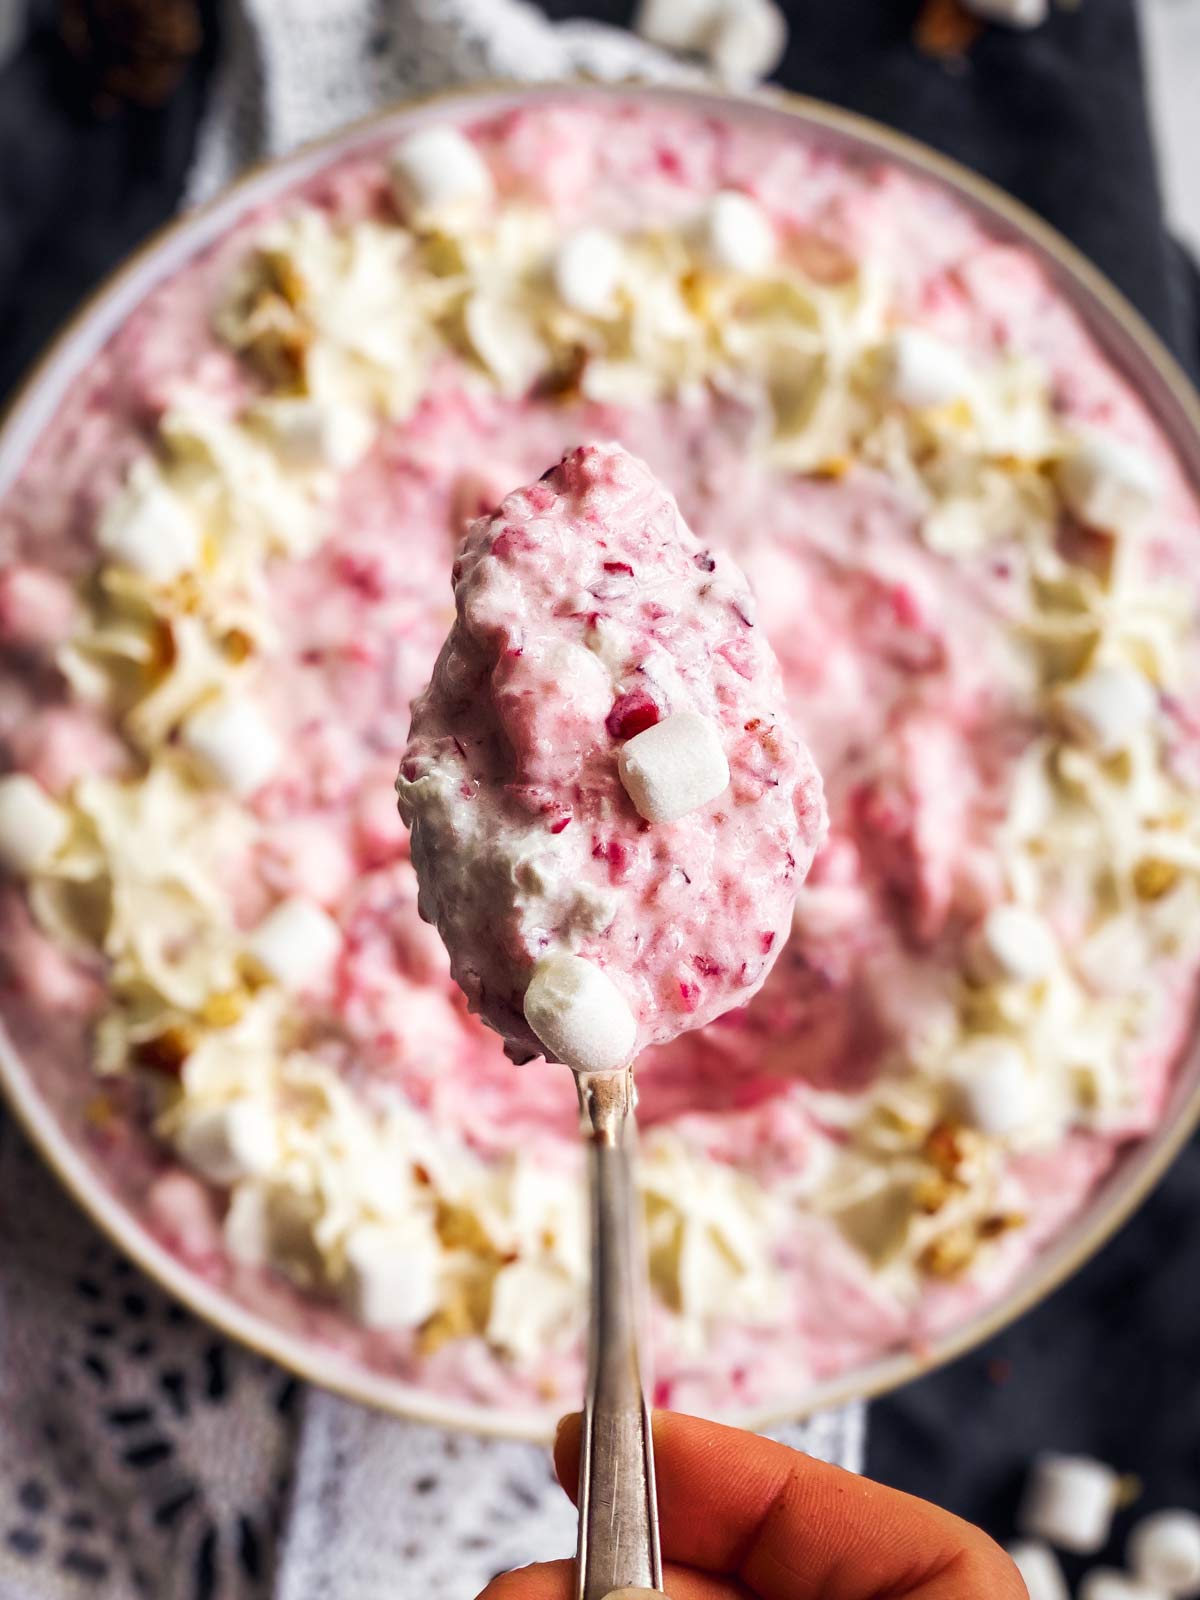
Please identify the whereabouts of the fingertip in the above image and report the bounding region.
[553,1411,583,1495]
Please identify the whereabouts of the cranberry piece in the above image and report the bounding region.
[692,955,722,978]
[605,688,660,741]
[694,551,716,572]
[547,815,571,835]
[678,979,701,1011]
[602,560,634,576]
[760,931,776,954]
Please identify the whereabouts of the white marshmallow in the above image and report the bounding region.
[255,398,374,472]
[951,1036,1037,1140]
[962,0,1049,27]
[552,228,624,318]
[1129,1511,1200,1597]
[618,711,730,825]
[0,774,69,874]
[1007,1543,1070,1600]
[1057,664,1158,757]
[633,0,720,51]
[175,1100,278,1187]
[706,0,787,87]
[1056,432,1161,531]
[388,126,494,227]
[1018,1453,1120,1556]
[523,953,637,1074]
[181,697,283,797]
[248,897,342,991]
[969,904,1059,985]
[881,329,975,410]
[340,1220,441,1330]
[98,470,200,584]
[697,191,776,276]
[1078,1571,1167,1600]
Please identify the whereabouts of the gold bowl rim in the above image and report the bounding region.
[2,79,1200,1444]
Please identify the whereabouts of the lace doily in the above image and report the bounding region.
[0,6,865,1598]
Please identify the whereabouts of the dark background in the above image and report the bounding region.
[2,0,1199,1577]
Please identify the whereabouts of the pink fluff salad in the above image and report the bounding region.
[1,95,1199,1419]
[399,442,825,1063]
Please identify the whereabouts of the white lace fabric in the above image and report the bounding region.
[0,3,866,1596]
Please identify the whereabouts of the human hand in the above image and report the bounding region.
[477,1410,1026,1599]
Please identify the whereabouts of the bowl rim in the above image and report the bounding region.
[3,78,1200,1445]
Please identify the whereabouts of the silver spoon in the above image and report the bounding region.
[574,1068,664,1600]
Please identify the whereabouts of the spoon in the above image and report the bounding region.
[574,1068,664,1600]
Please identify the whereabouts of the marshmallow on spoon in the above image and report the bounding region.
[1007,1543,1070,1600]
[618,711,730,825]
[1128,1511,1200,1598]
[1018,1453,1120,1555]
[523,953,637,1075]
[0,774,70,874]
[389,126,494,227]
[706,0,787,86]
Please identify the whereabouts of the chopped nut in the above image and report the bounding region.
[200,989,246,1028]
[977,1211,1027,1240]
[1133,857,1179,901]
[133,1023,196,1076]
[913,1174,958,1215]
[919,1224,978,1278]
[435,1200,498,1257]
[417,1271,493,1353]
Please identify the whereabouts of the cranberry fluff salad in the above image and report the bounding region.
[2,98,1200,1415]
[397,442,826,1075]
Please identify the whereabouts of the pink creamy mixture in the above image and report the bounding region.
[400,442,825,1061]
[1,100,1199,1413]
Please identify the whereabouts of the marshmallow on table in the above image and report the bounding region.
[1078,1571,1168,1600]
[175,1100,278,1187]
[523,953,637,1074]
[98,469,200,584]
[553,228,624,318]
[951,1036,1038,1140]
[1057,663,1158,757]
[181,696,283,797]
[969,904,1059,985]
[0,773,69,874]
[962,0,1049,27]
[706,0,787,87]
[1056,432,1161,532]
[1018,1453,1120,1556]
[1007,1543,1070,1600]
[618,711,730,825]
[248,897,342,991]
[1129,1511,1200,1598]
[881,329,975,410]
[633,0,720,50]
[340,1220,441,1330]
[255,398,374,472]
[389,126,494,228]
[697,191,776,276]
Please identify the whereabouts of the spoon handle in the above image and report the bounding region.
[575,1070,663,1600]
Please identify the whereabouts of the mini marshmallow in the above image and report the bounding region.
[175,1100,279,1187]
[98,471,200,584]
[697,191,776,276]
[969,904,1059,985]
[0,773,69,874]
[256,398,374,472]
[633,0,721,51]
[706,0,787,87]
[881,329,975,410]
[1057,664,1158,757]
[1018,1453,1120,1556]
[951,1036,1037,1140]
[962,0,1049,27]
[523,953,637,1074]
[1129,1511,1200,1597]
[1007,1543,1070,1600]
[181,697,283,797]
[341,1220,441,1330]
[552,228,624,318]
[1056,432,1161,531]
[1078,1571,1167,1600]
[248,897,342,991]
[618,711,730,825]
[389,126,494,227]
